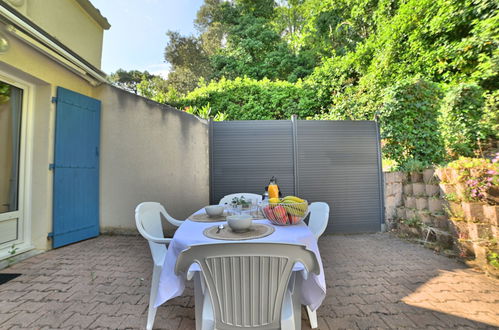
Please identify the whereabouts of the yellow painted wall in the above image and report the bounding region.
[1,22,97,252]
[0,26,95,95]
[9,0,105,69]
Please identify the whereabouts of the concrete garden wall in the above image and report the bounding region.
[95,85,210,234]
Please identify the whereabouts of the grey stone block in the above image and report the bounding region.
[416,197,428,210]
[412,183,426,196]
[403,184,413,196]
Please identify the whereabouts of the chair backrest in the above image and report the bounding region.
[135,202,170,265]
[175,243,320,330]
[219,193,262,206]
[308,202,330,240]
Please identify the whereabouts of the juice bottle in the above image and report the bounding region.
[268,176,280,200]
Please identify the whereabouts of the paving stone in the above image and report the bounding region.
[2,311,41,327]
[119,313,149,329]
[356,302,391,316]
[406,311,446,327]
[0,301,20,313]
[92,293,120,304]
[61,312,98,328]
[326,316,360,329]
[89,314,124,328]
[354,314,390,329]
[29,282,58,292]
[21,290,50,302]
[114,293,144,305]
[88,302,121,315]
[178,317,196,329]
[1,281,32,292]
[0,312,17,325]
[15,301,46,313]
[1,234,498,329]
[33,310,73,328]
[1,290,27,301]
[332,304,363,317]
[116,302,147,316]
[64,301,99,315]
[379,312,418,328]
[44,290,74,301]
[156,315,184,329]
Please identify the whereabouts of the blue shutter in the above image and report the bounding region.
[52,87,100,248]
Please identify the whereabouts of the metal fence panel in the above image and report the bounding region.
[211,121,295,204]
[210,120,383,233]
[296,121,383,233]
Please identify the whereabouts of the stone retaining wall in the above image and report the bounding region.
[384,168,499,277]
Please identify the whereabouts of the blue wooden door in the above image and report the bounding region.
[52,87,100,248]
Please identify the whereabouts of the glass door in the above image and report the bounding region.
[0,80,24,250]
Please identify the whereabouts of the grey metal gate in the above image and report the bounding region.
[210,119,384,233]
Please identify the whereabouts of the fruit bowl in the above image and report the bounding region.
[260,200,309,225]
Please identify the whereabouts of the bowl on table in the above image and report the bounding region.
[205,205,224,217]
[226,214,253,232]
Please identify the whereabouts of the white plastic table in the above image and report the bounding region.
[154,209,326,311]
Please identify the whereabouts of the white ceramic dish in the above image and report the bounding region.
[226,214,253,232]
[205,205,224,217]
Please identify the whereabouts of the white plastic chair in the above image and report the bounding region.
[135,202,183,330]
[175,243,320,330]
[218,193,262,205]
[308,202,330,240]
[304,201,330,328]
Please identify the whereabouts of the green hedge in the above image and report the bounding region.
[439,83,486,158]
[483,90,499,139]
[176,77,324,120]
[378,79,445,167]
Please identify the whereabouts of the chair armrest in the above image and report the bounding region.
[166,218,184,227]
[139,229,173,245]
[148,237,172,244]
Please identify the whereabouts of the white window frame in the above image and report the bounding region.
[0,71,34,260]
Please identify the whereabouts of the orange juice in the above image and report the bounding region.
[268,177,280,199]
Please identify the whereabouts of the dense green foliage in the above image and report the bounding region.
[311,0,498,121]
[482,90,499,139]
[163,31,212,94]
[440,83,486,158]
[109,0,498,167]
[108,69,155,94]
[176,77,321,120]
[378,79,445,166]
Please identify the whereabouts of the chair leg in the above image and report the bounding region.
[282,273,301,330]
[201,287,214,330]
[194,273,204,330]
[281,289,297,330]
[147,265,161,330]
[291,273,302,328]
[306,306,318,329]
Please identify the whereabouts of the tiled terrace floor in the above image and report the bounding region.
[0,233,498,329]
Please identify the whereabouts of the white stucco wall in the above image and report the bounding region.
[95,85,210,233]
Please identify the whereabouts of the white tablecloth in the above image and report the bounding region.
[154,210,326,310]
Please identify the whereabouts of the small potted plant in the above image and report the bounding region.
[228,196,254,214]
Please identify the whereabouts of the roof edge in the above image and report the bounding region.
[0,1,108,85]
[75,0,110,30]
